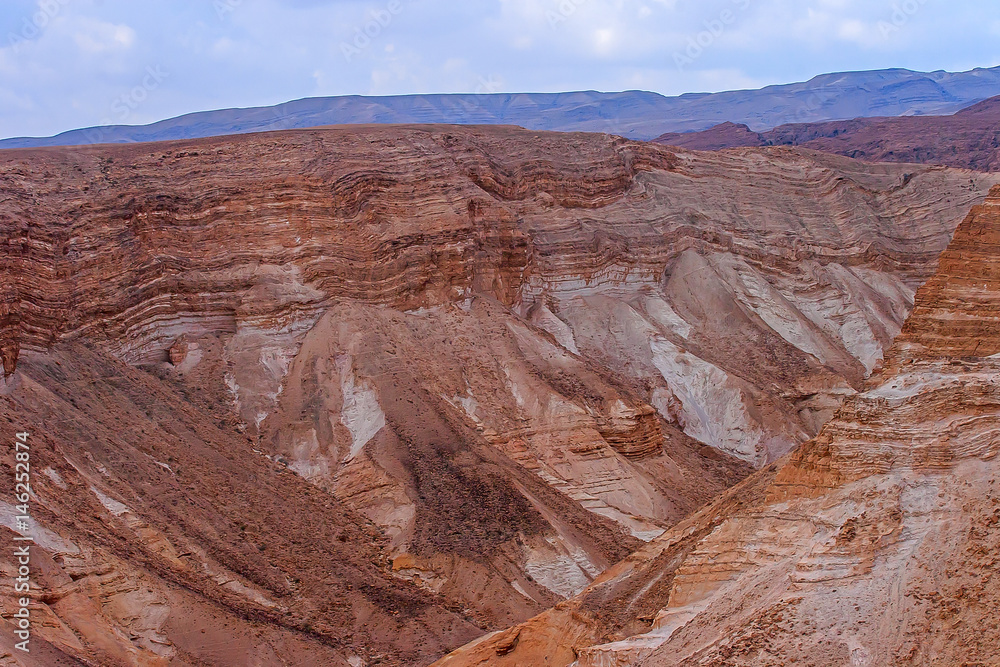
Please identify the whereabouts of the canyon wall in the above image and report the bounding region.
[439,185,1000,667]
[1,126,998,664]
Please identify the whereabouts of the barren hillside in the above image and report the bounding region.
[1,125,997,665]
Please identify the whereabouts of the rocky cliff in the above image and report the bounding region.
[439,184,1000,667]
[656,95,1000,172]
[1,125,997,665]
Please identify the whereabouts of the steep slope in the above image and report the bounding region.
[1,126,998,664]
[656,95,1000,172]
[0,344,483,666]
[4,66,1000,148]
[439,185,1000,667]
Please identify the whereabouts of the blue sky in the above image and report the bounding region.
[1,0,998,139]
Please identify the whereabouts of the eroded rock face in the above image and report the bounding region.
[655,94,1000,172]
[0,344,482,666]
[440,185,1000,667]
[1,126,998,665]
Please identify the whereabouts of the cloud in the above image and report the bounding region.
[0,0,997,139]
[71,19,135,54]
[593,27,615,55]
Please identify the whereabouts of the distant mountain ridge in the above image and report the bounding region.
[655,93,1000,172]
[3,65,1000,148]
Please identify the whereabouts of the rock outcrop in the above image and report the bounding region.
[1,125,998,665]
[656,94,1000,172]
[439,185,1000,667]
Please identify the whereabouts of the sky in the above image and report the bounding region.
[0,0,998,139]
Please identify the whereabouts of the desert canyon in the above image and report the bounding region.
[1,123,999,665]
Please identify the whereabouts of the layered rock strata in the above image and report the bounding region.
[438,185,1000,667]
[1,126,998,664]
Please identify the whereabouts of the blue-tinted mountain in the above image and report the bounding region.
[3,65,1000,148]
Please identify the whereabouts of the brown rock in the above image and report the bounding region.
[441,184,1000,667]
[655,95,1000,172]
[1,125,998,665]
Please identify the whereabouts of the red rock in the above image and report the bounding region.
[655,95,1000,172]
[441,184,1000,667]
[1,125,998,664]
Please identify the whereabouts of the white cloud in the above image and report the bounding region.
[71,19,135,54]
[0,0,997,138]
[211,37,235,55]
[835,18,887,48]
[593,28,615,55]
